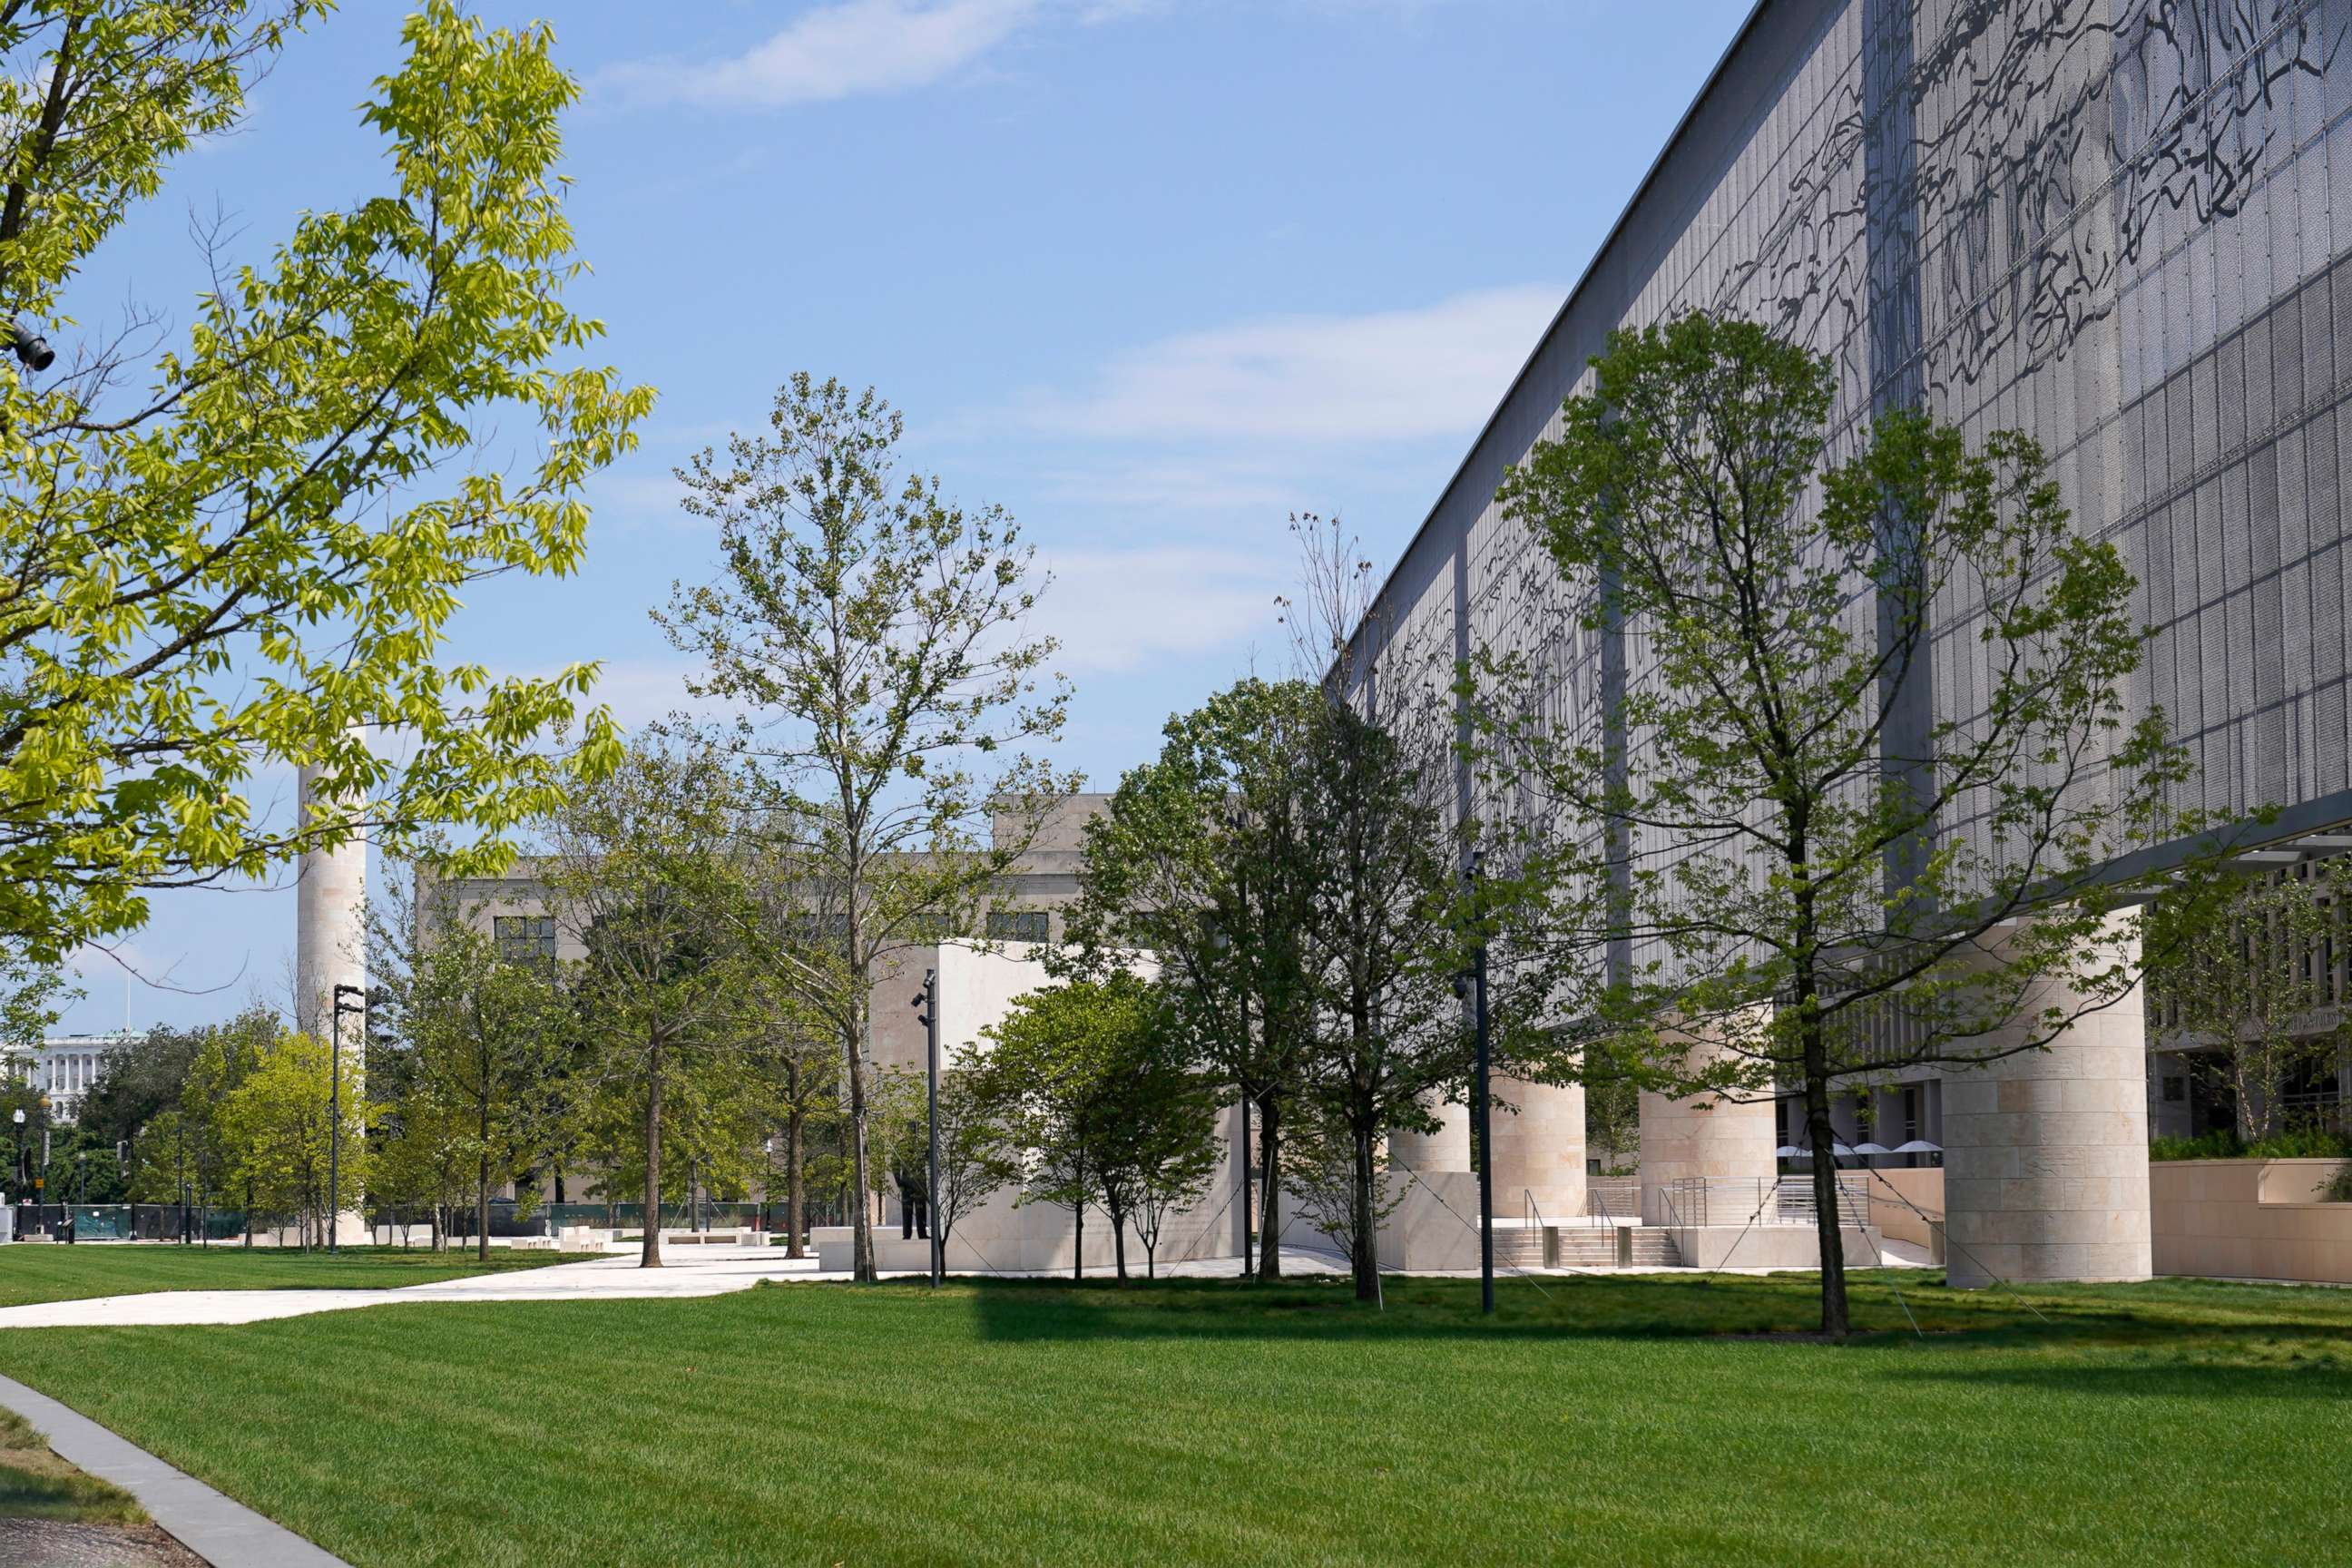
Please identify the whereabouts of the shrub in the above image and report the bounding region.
[2149,1128,2352,1161]
[2325,1164,2352,1202]
[2149,1131,2245,1161]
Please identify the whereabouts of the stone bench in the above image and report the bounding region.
[657,1229,760,1247]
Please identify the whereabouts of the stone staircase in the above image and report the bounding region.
[1485,1224,1690,1270]
[1543,1226,1685,1269]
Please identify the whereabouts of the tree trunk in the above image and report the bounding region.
[1073,1170,1084,1282]
[1802,1063,1849,1339]
[786,1105,807,1260]
[1255,1092,1282,1279]
[640,1033,665,1269]
[1350,1119,1380,1304]
[847,1008,876,1283]
[1112,1204,1129,1282]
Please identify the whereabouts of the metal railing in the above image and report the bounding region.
[1586,1177,1638,1225]
[1659,1177,1868,1229]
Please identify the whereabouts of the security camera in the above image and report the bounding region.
[8,321,54,372]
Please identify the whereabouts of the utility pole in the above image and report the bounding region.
[1460,852,1494,1316]
[913,968,941,1288]
[330,984,366,1255]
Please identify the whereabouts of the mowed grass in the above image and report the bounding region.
[0,1270,2347,1565]
[0,1244,589,1308]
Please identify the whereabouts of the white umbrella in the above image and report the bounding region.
[1773,1145,1807,1159]
[1850,1142,1891,1156]
[1891,1140,1941,1155]
[1829,1141,1857,1158]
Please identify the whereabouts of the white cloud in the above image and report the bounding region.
[1032,544,1287,674]
[563,659,731,733]
[598,0,1043,110]
[996,283,1563,446]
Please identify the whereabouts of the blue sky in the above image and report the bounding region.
[59,0,1753,1033]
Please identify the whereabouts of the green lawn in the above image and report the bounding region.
[0,1245,591,1308]
[0,1271,2346,1565]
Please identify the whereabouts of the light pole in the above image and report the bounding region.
[8,1106,20,1228]
[1210,925,1254,1278]
[1458,851,1494,1316]
[911,968,941,1288]
[329,983,366,1254]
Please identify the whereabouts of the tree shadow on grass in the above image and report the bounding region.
[951,1271,2352,1362]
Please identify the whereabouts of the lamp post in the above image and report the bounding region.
[9,1106,20,1228]
[911,967,941,1288]
[1209,925,1254,1278]
[329,983,366,1255]
[1459,851,1494,1316]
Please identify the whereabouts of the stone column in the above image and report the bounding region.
[1638,1027,1779,1226]
[1486,1077,1586,1223]
[1941,926,2151,1288]
[295,740,368,1247]
[1387,1094,1471,1175]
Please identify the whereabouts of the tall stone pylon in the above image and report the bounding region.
[295,738,368,1246]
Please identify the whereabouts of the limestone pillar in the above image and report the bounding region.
[1486,1077,1586,1222]
[296,741,368,1247]
[1941,927,2151,1288]
[1387,1094,1470,1175]
[1638,1027,1778,1226]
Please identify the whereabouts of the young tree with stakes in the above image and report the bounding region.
[1481,313,2220,1338]
[658,375,1073,1282]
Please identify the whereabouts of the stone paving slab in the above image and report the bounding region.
[0,1374,347,1567]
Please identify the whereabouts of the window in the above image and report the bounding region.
[494,915,559,965]
[2162,1075,2187,1103]
[985,910,1051,944]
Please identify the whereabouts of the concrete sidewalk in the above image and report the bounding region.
[0,1373,348,1566]
[0,1248,814,1330]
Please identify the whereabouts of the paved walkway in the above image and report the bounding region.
[0,1249,813,1330]
[0,1234,1937,1332]
[0,1373,348,1566]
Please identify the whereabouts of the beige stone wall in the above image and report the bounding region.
[1862,1165,1945,1249]
[1941,941,2151,1287]
[2150,1159,2352,1284]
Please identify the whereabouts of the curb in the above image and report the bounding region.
[0,1372,351,1567]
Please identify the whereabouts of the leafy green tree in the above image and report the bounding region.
[658,375,1074,1281]
[370,865,577,1260]
[738,828,848,1259]
[0,2,649,972]
[2145,862,2352,1142]
[219,1028,368,1248]
[543,740,751,1266]
[1069,680,1325,1279]
[975,974,1217,1283]
[1482,312,2216,1337]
